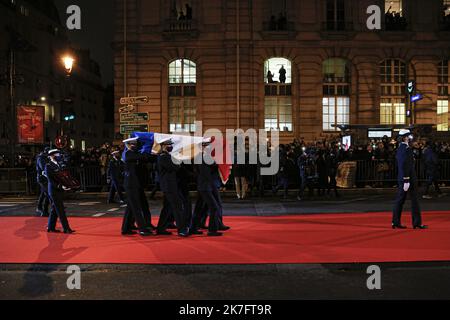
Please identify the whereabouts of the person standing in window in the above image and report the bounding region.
[267,70,275,83]
[185,3,192,20]
[279,65,287,83]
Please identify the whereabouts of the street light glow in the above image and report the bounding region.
[62,55,75,74]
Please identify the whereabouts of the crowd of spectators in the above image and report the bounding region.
[2,136,450,197]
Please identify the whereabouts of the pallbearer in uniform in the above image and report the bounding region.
[121,137,153,236]
[107,150,126,204]
[392,129,428,230]
[45,149,75,234]
[36,147,50,217]
[156,139,190,237]
[190,140,223,237]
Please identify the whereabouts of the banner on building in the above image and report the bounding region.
[17,105,45,145]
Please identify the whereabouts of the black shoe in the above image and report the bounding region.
[189,229,203,235]
[199,225,208,230]
[63,229,75,234]
[139,230,153,236]
[218,225,231,231]
[167,223,177,229]
[121,230,137,235]
[207,231,223,237]
[47,229,61,233]
[392,224,407,229]
[157,229,172,236]
[414,225,428,230]
[178,230,190,237]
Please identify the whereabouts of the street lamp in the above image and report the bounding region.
[62,55,75,76]
[59,54,75,137]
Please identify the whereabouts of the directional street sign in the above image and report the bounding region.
[120,96,149,105]
[120,112,149,123]
[120,124,149,135]
[410,94,423,103]
[118,105,135,114]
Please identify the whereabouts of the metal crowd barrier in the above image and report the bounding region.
[354,159,450,186]
[0,168,29,194]
[2,160,450,195]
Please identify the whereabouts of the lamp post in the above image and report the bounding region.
[59,55,75,138]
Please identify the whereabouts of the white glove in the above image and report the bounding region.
[62,186,71,191]
[403,182,410,192]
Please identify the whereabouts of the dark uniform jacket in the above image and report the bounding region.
[158,152,180,193]
[45,161,64,194]
[423,147,439,177]
[123,149,149,190]
[195,156,216,192]
[36,153,48,184]
[107,158,124,182]
[396,143,416,184]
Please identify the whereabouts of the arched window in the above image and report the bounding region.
[322,58,350,131]
[168,59,196,132]
[264,58,292,131]
[380,59,407,125]
[438,60,449,131]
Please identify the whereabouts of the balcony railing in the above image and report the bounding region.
[262,21,295,32]
[164,18,197,32]
[322,21,354,32]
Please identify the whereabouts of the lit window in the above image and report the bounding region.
[264,58,292,131]
[265,97,292,132]
[168,59,197,133]
[323,59,350,131]
[444,0,450,16]
[323,97,350,131]
[264,57,291,84]
[380,98,405,125]
[437,100,449,131]
[385,0,403,15]
[380,59,407,124]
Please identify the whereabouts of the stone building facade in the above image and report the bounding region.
[113,0,450,142]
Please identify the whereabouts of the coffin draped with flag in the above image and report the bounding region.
[128,132,232,184]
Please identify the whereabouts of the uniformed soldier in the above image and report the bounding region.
[107,150,126,204]
[296,148,308,201]
[121,137,153,236]
[392,129,428,230]
[36,147,50,217]
[45,149,74,234]
[190,140,224,237]
[156,139,190,237]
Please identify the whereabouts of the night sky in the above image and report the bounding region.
[55,0,115,85]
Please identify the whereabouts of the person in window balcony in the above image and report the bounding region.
[279,65,287,83]
[185,3,192,20]
[392,129,427,230]
[267,70,275,83]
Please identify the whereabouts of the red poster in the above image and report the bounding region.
[17,106,45,144]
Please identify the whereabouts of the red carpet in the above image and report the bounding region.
[1,212,450,264]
